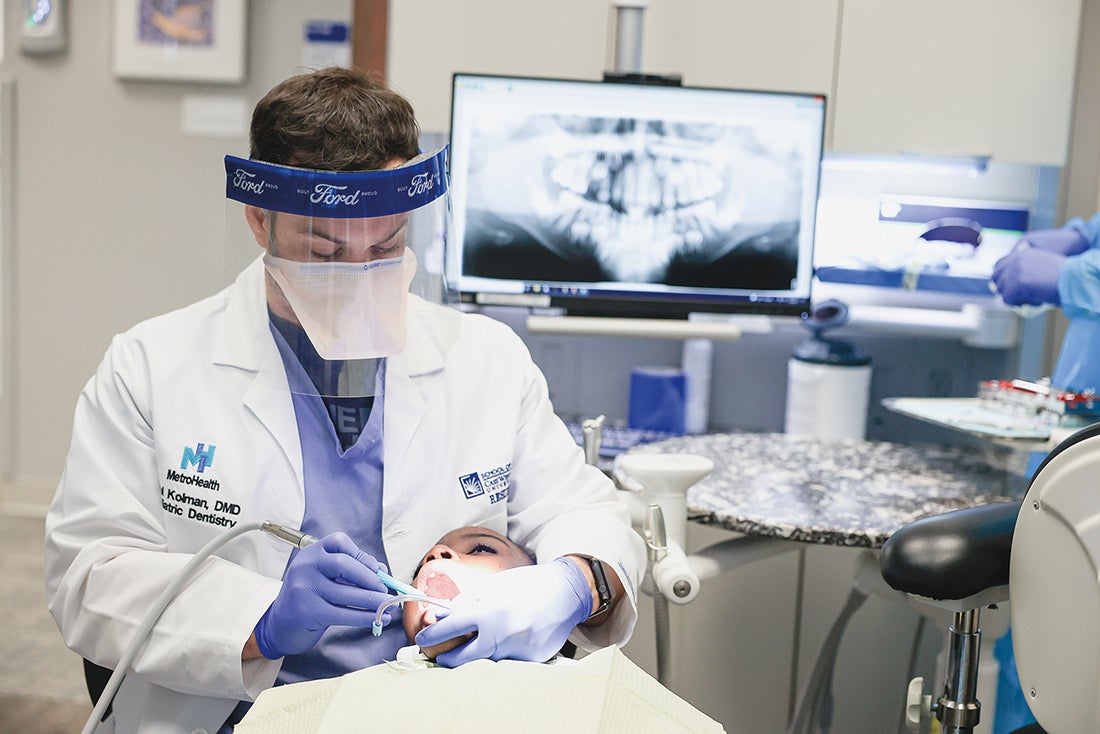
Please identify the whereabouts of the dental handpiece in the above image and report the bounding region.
[260,521,318,549]
[261,522,414,596]
[260,522,454,633]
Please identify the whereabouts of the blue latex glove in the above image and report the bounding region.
[415,557,593,667]
[1017,227,1089,257]
[991,246,1066,307]
[254,532,392,659]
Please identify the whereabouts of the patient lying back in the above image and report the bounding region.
[402,526,535,660]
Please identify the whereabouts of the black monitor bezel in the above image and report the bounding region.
[447,72,827,320]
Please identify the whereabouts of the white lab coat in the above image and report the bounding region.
[45,257,645,734]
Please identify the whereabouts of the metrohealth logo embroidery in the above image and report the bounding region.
[180,442,216,473]
[459,472,484,499]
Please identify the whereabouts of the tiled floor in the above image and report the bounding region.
[1,513,93,733]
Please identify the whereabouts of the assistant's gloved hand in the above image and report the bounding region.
[415,557,593,668]
[991,245,1066,307]
[1017,227,1089,257]
[254,532,392,659]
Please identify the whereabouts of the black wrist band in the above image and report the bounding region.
[586,557,613,620]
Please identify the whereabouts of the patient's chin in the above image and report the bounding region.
[419,632,475,662]
[405,602,436,642]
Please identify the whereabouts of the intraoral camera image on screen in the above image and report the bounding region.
[448,74,825,318]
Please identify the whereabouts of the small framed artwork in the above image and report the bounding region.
[112,0,247,83]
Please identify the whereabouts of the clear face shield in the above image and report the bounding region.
[224,146,457,398]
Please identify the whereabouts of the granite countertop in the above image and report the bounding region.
[622,432,1033,548]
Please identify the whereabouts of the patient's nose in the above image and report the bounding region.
[423,544,456,563]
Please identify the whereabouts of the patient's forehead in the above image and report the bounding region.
[436,526,507,545]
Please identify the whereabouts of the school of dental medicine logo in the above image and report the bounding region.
[458,472,484,499]
[180,442,216,473]
[458,463,511,503]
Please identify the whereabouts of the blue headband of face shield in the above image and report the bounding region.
[223,145,449,217]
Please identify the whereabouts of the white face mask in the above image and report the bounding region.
[263,250,417,360]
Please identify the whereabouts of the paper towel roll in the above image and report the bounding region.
[682,338,713,434]
[629,367,686,434]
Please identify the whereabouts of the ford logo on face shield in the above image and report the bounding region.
[408,172,435,197]
[311,183,365,207]
[232,169,269,195]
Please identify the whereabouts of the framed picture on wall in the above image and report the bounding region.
[112,0,247,83]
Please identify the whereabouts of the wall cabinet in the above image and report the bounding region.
[831,0,1081,164]
[387,0,1081,164]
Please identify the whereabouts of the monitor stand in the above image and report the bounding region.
[525,314,744,341]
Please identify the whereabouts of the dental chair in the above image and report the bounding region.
[880,421,1100,734]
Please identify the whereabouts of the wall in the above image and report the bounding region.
[387,0,838,139]
[389,1,1080,165]
[1068,0,1100,222]
[0,72,12,495]
[831,0,1081,165]
[0,1,352,501]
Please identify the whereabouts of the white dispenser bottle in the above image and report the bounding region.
[784,300,872,440]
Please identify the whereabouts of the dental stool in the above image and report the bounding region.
[880,422,1100,734]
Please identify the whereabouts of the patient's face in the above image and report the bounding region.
[402,526,533,647]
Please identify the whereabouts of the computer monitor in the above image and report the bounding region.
[446,73,826,319]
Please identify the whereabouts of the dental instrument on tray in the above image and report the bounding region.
[977,378,1100,426]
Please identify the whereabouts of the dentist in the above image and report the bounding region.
[45,66,644,733]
